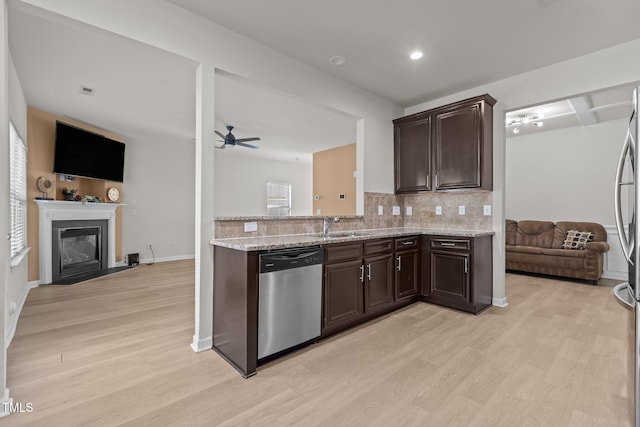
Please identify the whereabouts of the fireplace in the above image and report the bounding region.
[35,200,121,285]
[52,220,108,282]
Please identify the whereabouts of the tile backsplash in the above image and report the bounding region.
[215,191,493,238]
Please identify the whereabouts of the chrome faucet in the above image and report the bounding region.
[322,217,340,237]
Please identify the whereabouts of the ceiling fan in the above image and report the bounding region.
[215,125,261,149]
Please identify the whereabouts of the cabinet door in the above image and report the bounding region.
[433,102,482,190]
[395,249,419,300]
[429,249,470,302]
[394,116,431,193]
[364,254,394,312]
[324,260,364,330]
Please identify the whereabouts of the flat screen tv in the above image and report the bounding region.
[53,121,125,182]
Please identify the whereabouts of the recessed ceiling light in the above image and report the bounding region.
[329,55,347,66]
[410,51,423,60]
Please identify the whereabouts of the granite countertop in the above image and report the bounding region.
[211,227,495,251]
[214,215,364,221]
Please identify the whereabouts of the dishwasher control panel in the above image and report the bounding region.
[259,246,323,273]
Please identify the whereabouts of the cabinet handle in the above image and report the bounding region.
[440,242,456,247]
[464,258,468,273]
[402,241,414,246]
[367,263,372,281]
[397,256,401,271]
[435,174,439,189]
[359,265,364,283]
[426,175,430,188]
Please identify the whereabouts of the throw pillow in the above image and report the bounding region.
[562,230,594,250]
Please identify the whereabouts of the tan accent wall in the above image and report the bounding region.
[27,107,123,282]
[312,143,356,216]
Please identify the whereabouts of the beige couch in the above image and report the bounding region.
[506,220,610,284]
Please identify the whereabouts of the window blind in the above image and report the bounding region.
[10,121,27,258]
[266,182,291,216]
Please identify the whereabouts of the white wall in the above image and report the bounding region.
[214,152,312,217]
[506,118,627,225]
[6,51,29,345]
[406,38,640,305]
[121,135,195,263]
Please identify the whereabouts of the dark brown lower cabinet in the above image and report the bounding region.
[395,236,420,301]
[324,259,364,331]
[422,235,492,314]
[323,239,416,336]
[364,254,394,313]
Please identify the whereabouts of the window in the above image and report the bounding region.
[10,121,27,259]
[266,182,291,216]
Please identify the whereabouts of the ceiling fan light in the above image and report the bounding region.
[533,121,543,127]
[513,128,520,134]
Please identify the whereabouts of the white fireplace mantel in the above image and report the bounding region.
[35,200,124,284]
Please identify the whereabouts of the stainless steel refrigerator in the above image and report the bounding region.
[614,86,640,427]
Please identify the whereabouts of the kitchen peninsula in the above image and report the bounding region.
[211,226,493,378]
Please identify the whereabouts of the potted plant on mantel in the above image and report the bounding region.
[61,188,78,201]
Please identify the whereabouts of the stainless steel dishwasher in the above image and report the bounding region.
[258,246,323,360]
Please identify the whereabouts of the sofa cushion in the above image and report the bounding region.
[515,220,555,248]
[541,248,587,258]
[561,230,594,250]
[552,221,607,248]
[506,245,544,255]
[506,219,517,246]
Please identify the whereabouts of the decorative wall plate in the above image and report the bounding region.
[107,187,120,202]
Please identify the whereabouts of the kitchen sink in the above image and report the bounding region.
[315,231,372,239]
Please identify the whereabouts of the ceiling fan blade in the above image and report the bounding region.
[235,137,261,143]
[214,130,226,139]
[237,141,259,149]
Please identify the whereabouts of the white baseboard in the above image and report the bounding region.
[191,335,212,353]
[602,271,627,281]
[492,297,508,308]
[6,281,39,348]
[139,254,195,265]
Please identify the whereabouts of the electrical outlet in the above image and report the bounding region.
[244,222,258,232]
[458,205,465,215]
[406,206,412,216]
[483,205,492,216]
[435,206,442,216]
[392,206,401,216]
[378,205,384,216]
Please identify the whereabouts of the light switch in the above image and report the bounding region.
[458,206,466,215]
[406,206,412,216]
[483,205,492,216]
[316,208,322,215]
[378,205,384,216]
[244,222,258,232]
[392,206,401,216]
[435,206,442,215]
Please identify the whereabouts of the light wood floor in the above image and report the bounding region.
[3,260,632,426]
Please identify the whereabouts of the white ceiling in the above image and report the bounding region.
[167,0,640,107]
[8,5,356,160]
[9,1,640,159]
[506,84,634,137]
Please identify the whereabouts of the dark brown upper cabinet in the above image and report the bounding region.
[393,94,496,193]
[393,115,431,193]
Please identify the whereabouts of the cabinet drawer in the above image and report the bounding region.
[364,239,393,256]
[430,238,470,251]
[325,243,362,263]
[395,236,419,251]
